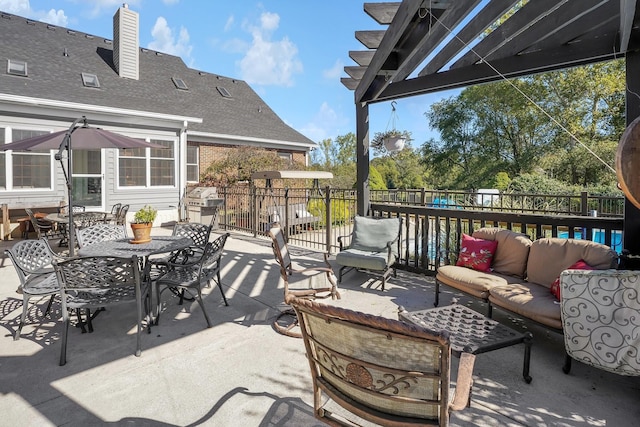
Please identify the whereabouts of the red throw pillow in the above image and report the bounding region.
[550,259,595,301]
[456,234,498,272]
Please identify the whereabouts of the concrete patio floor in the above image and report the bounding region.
[1,228,639,426]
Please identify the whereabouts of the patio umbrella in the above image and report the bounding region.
[3,116,164,255]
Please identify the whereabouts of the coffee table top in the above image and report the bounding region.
[398,304,530,355]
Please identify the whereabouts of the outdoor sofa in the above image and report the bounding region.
[435,227,618,330]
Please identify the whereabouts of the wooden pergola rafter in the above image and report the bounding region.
[344,0,640,253]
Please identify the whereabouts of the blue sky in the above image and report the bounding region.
[1,0,458,149]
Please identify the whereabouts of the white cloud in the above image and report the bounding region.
[237,12,302,87]
[223,15,234,32]
[148,16,193,60]
[0,0,68,26]
[323,59,344,80]
[299,102,349,142]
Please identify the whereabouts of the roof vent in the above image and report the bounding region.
[63,48,69,57]
[113,5,139,80]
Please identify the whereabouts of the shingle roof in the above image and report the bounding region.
[0,11,315,146]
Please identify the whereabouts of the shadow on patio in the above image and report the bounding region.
[0,230,639,426]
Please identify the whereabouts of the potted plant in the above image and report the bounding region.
[130,205,157,244]
[370,129,411,152]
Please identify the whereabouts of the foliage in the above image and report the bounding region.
[307,198,352,226]
[372,148,426,189]
[201,146,292,186]
[421,60,624,190]
[494,172,511,190]
[133,205,157,224]
[368,165,387,190]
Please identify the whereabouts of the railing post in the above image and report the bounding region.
[284,188,290,242]
[581,191,588,216]
[221,186,227,231]
[325,186,332,254]
[421,188,426,205]
[252,183,258,237]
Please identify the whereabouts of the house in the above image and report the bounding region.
[0,5,315,234]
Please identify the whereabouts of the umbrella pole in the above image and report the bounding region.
[55,116,86,257]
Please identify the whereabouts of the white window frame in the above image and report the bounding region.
[0,126,56,192]
[186,145,199,183]
[116,138,177,189]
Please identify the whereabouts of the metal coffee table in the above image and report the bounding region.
[398,304,533,383]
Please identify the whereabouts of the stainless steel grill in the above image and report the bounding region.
[184,187,223,226]
[184,187,222,207]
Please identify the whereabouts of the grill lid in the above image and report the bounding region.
[186,187,218,199]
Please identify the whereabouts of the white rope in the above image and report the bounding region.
[429,10,617,174]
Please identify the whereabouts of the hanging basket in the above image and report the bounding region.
[383,136,406,152]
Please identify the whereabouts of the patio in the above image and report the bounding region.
[1,228,639,426]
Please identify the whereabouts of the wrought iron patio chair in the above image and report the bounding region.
[154,233,230,328]
[289,297,476,426]
[76,223,127,248]
[335,215,402,291]
[55,255,149,365]
[116,204,129,225]
[268,225,339,338]
[73,211,108,228]
[5,238,63,340]
[25,208,65,243]
[110,203,122,216]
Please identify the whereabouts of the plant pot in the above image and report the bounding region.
[383,136,405,152]
[130,222,152,244]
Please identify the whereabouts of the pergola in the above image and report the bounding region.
[343,0,640,253]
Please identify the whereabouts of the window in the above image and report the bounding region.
[119,147,146,187]
[10,129,51,189]
[186,145,199,182]
[216,86,232,98]
[81,73,100,88]
[150,139,174,186]
[118,139,175,187]
[172,77,188,90]
[7,59,27,76]
[278,152,292,165]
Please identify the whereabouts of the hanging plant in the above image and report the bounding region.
[371,129,412,152]
[371,101,412,153]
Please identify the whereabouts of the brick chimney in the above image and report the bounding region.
[113,4,139,80]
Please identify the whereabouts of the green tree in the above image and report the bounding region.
[201,146,289,186]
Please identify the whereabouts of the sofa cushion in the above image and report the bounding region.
[488,283,562,330]
[527,238,618,287]
[456,234,497,272]
[472,228,531,278]
[350,216,401,255]
[436,266,521,300]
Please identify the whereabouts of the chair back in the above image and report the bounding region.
[172,222,212,247]
[5,238,57,283]
[117,205,130,225]
[55,255,142,295]
[560,269,640,376]
[76,223,127,248]
[25,208,53,237]
[290,297,455,426]
[269,226,292,273]
[74,212,107,228]
[351,216,402,256]
[110,203,122,216]
[200,233,230,280]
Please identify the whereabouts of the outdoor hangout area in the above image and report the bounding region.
[1,219,640,426]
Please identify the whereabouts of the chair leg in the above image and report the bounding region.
[434,280,440,307]
[195,288,212,328]
[563,352,572,374]
[14,297,29,341]
[43,295,56,317]
[216,270,229,306]
[60,311,70,366]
